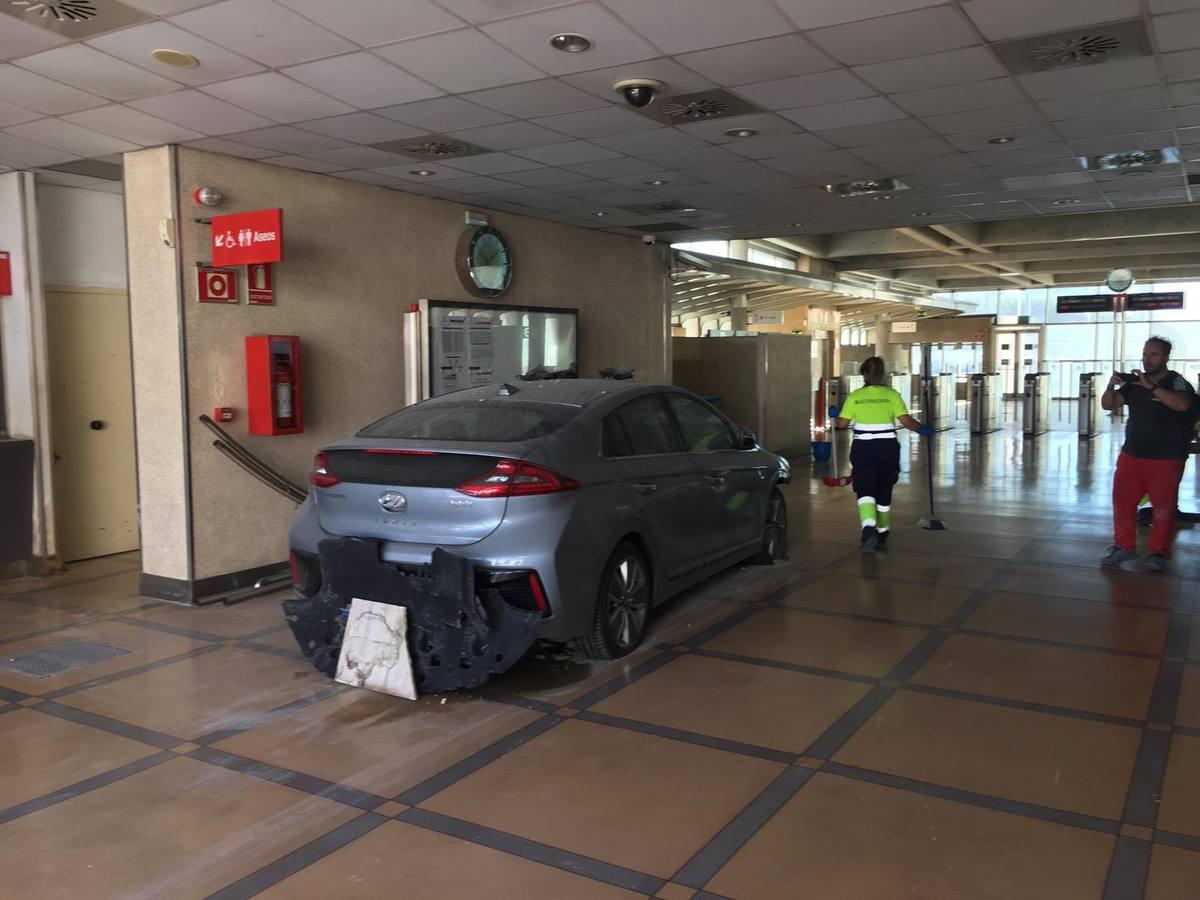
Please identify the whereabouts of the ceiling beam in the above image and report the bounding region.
[978,206,1200,248]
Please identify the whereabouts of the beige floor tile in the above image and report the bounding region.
[1158,734,1200,837]
[215,690,541,798]
[0,599,92,641]
[835,550,1005,589]
[126,593,288,638]
[59,645,330,740]
[791,540,860,569]
[0,756,359,899]
[245,627,301,653]
[0,709,158,809]
[422,718,783,878]
[834,690,1141,820]
[0,557,133,596]
[1146,844,1200,900]
[1190,621,1200,661]
[706,772,1114,900]
[996,564,1178,609]
[16,570,149,614]
[879,529,1030,560]
[258,820,640,899]
[591,653,870,754]
[783,574,970,625]
[0,620,208,695]
[965,592,1169,655]
[910,634,1158,720]
[1174,666,1200,730]
[491,646,663,707]
[703,608,928,678]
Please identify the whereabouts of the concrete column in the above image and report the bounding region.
[728,239,750,261]
[729,293,750,332]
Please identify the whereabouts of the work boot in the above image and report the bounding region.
[875,531,889,550]
[861,526,880,554]
[1100,545,1137,568]
[1145,553,1169,574]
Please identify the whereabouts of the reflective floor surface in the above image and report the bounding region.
[1,405,1198,898]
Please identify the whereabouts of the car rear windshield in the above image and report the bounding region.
[357,401,580,443]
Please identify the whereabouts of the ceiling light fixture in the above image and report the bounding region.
[409,170,436,176]
[873,194,896,201]
[549,33,593,52]
[1052,198,1081,205]
[911,211,935,217]
[646,179,667,186]
[824,178,909,198]
[724,128,758,138]
[987,136,1016,145]
[591,211,607,216]
[151,48,198,68]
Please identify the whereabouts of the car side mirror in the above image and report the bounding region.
[739,427,757,449]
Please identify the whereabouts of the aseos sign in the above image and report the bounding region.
[210,208,283,267]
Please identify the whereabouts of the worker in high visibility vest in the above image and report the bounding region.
[834,357,931,552]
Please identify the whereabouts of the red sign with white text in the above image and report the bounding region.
[0,251,10,296]
[211,208,283,267]
[247,263,274,305]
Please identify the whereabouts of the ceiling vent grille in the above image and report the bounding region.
[824,178,909,198]
[991,19,1152,74]
[637,89,760,126]
[1079,148,1179,171]
[0,0,147,38]
[370,134,488,160]
[619,201,703,217]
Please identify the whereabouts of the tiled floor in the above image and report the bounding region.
[2,411,1199,898]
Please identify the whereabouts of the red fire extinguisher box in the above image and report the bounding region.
[245,335,303,435]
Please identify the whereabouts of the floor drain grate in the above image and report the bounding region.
[0,639,133,679]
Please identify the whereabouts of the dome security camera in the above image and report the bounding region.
[613,78,666,109]
[642,234,657,245]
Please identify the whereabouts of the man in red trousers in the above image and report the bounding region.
[1101,337,1200,573]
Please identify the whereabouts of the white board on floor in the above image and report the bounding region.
[335,598,417,701]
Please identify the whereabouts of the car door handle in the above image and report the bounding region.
[631,482,658,494]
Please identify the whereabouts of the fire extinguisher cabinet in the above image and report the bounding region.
[245,335,303,435]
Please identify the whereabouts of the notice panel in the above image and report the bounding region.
[211,208,283,266]
[1056,294,1114,313]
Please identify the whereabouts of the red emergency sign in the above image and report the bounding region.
[211,208,283,267]
[0,251,11,296]
[247,262,274,305]
[198,267,238,303]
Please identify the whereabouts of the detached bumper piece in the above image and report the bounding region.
[283,538,541,693]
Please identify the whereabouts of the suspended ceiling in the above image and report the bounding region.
[2,0,1200,246]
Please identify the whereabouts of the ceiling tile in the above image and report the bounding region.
[0,98,39,128]
[437,152,542,174]
[734,70,875,109]
[447,120,570,150]
[481,3,658,76]
[563,157,666,178]
[552,178,623,196]
[0,132,77,167]
[307,146,407,168]
[129,89,274,134]
[562,59,715,103]
[530,106,660,139]
[783,96,906,131]
[1040,86,1167,121]
[591,128,706,155]
[640,146,745,169]
[892,78,1026,116]
[296,113,425,143]
[986,158,1082,179]
[946,126,1062,151]
[201,73,354,123]
[1174,105,1200,127]
[373,29,542,94]
[966,142,1075,165]
[852,47,1006,94]
[276,0,464,45]
[264,155,347,173]
[183,137,276,159]
[86,21,264,87]
[610,171,704,190]
[1168,81,1200,107]
[430,174,523,193]
[686,160,799,189]
[889,152,979,175]
[464,79,603,118]
[1068,131,1176,156]
[431,0,575,24]
[925,103,1048,136]
[674,35,834,86]
[851,136,958,164]
[222,125,351,154]
[805,7,978,66]
[283,53,443,109]
[774,0,944,30]
[369,164,471,181]
[16,45,180,103]
[122,0,216,12]
[62,105,205,144]
[511,140,621,165]
[472,187,576,210]
[816,118,933,148]
[759,150,884,179]
[6,119,139,156]
[1163,49,1200,82]
[962,0,1140,42]
[1154,11,1200,52]
[1018,58,1160,100]
[501,169,586,187]
[723,133,835,159]
[1152,0,1200,11]
[677,112,800,143]
[171,0,355,68]
[0,16,69,61]
[601,0,793,54]
[335,170,407,187]
[1055,111,1176,141]
[376,97,512,132]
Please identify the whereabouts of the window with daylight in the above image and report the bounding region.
[747,248,794,269]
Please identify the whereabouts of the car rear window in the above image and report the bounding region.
[357,401,579,443]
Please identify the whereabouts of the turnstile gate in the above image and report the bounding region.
[887,373,912,413]
[1023,372,1051,436]
[969,373,1003,434]
[1078,372,1104,439]
[923,374,955,432]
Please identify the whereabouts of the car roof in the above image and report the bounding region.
[423,378,665,408]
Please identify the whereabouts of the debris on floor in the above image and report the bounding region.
[335,599,417,701]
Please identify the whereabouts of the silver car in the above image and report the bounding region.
[287,379,789,688]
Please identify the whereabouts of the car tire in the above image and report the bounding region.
[577,542,652,660]
[751,489,788,565]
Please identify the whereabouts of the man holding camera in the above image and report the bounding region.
[1101,336,1199,572]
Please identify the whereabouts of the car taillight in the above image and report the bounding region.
[528,572,549,615]
[456,459,580,497]
[289,550,299,587]
[308,450,340,488]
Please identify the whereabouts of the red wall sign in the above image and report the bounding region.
[247,262,274,305]
[211,208,283,267]
[0,251,11,296]
[198,267,238,303]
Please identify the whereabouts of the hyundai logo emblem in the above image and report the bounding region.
[378,491,407,513]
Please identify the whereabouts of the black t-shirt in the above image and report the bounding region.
[1122,370,1200,460]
